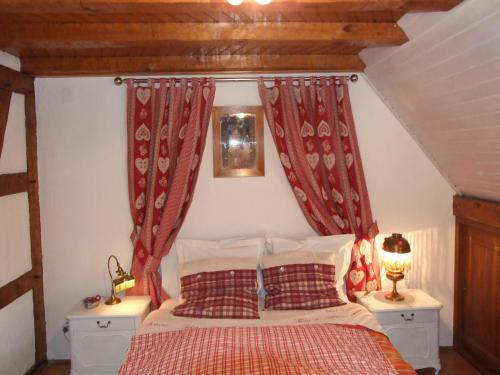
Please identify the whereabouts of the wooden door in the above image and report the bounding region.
[454,196,500,375]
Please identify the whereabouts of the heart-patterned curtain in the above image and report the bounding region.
[126,78,215,308]
[259,77,380,301]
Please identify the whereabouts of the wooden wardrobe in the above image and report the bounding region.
[453,196,500,374]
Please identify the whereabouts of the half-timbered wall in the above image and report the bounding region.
[0,53,46,373]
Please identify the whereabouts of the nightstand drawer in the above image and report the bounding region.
[375,309,438,326]
[70,316,137,332]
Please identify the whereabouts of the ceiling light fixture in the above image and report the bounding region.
[255,0,272,4]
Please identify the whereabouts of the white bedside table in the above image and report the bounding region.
[356,289,442,373]
[67,295,151,375]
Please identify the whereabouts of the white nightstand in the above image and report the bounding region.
[356,289,442,373]
[67,295,151,375]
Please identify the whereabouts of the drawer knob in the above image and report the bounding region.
[401,313,415,322]
[96,320,111,328]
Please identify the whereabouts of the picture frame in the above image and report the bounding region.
[212,106,265,177]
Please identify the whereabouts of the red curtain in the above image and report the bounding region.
[259,77,380,301]
[126,78,215,308]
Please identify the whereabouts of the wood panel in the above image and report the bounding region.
[21,54,365,76]
[361,0,500,201]
[454,195,500,375]
[453,195,500,230]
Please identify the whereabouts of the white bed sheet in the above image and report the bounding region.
[139,298,384,335]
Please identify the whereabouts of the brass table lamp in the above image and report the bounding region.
[381,233,411,301]
[105,255,135,305]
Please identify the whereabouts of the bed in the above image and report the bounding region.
[119,236,416,374]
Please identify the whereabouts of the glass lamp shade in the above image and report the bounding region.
[381,248,411,273]
[113,272,136,294]
[106,255,135,305]
[381,233,411,301]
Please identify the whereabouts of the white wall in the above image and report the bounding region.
[35,74,455,360]
[0,52,36,374]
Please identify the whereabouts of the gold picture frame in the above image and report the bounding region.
[212,106,265,177]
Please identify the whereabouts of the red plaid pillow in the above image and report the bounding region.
[173,269,259,319]
[263,263,346,310]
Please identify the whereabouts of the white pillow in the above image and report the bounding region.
[261,250,335,269]
[176,237,265,265]
[179,256,259,277]
[266,234,355,297]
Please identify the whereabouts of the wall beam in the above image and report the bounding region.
[25,88,47,365]
[0,172,28,196]
[0,270,35,309]
[0,65,33,94]
[0,64,47,368]
[0,87,12,157]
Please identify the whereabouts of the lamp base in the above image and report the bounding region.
[384,276,405,301]
[384,290,405,301]
[105,294,121,305]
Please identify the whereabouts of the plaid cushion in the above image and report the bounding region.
[263,263,346,310]
[173,269,259,319]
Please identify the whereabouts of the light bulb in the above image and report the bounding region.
[256,0,272,4]
[227,0,243,5]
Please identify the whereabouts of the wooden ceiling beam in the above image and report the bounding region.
[21,54,365,76]
[1,24,404,47]
[403,0,462,12]
[0,22,408,48]
[0,0,463,14]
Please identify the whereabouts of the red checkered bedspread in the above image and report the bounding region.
[120,323,416,375]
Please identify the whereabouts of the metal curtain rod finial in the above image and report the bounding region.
[113,74,359,86]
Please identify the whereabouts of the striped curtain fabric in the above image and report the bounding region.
[126,78,215,308]
[259,77,380,301]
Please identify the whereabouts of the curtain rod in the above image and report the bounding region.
[113,74,358,86]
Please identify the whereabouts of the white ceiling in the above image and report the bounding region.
[361,0,500,202]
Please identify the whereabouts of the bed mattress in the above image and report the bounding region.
[119,299,416,375]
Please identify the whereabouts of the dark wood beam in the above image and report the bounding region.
[0,62,47,367]
[0,0,463,15]
[454,195,500,230]
[0,172,28,196]
[0,87,12,157]
[0,22,408,48]
[25,90,47,364]
[21,54,365,76]
[404,0,463,11]
[0,270,35,309]
[0,64,34,94]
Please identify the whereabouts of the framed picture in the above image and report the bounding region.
[212,106,265,177]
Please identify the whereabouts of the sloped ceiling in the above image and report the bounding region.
[361,0,500,202]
